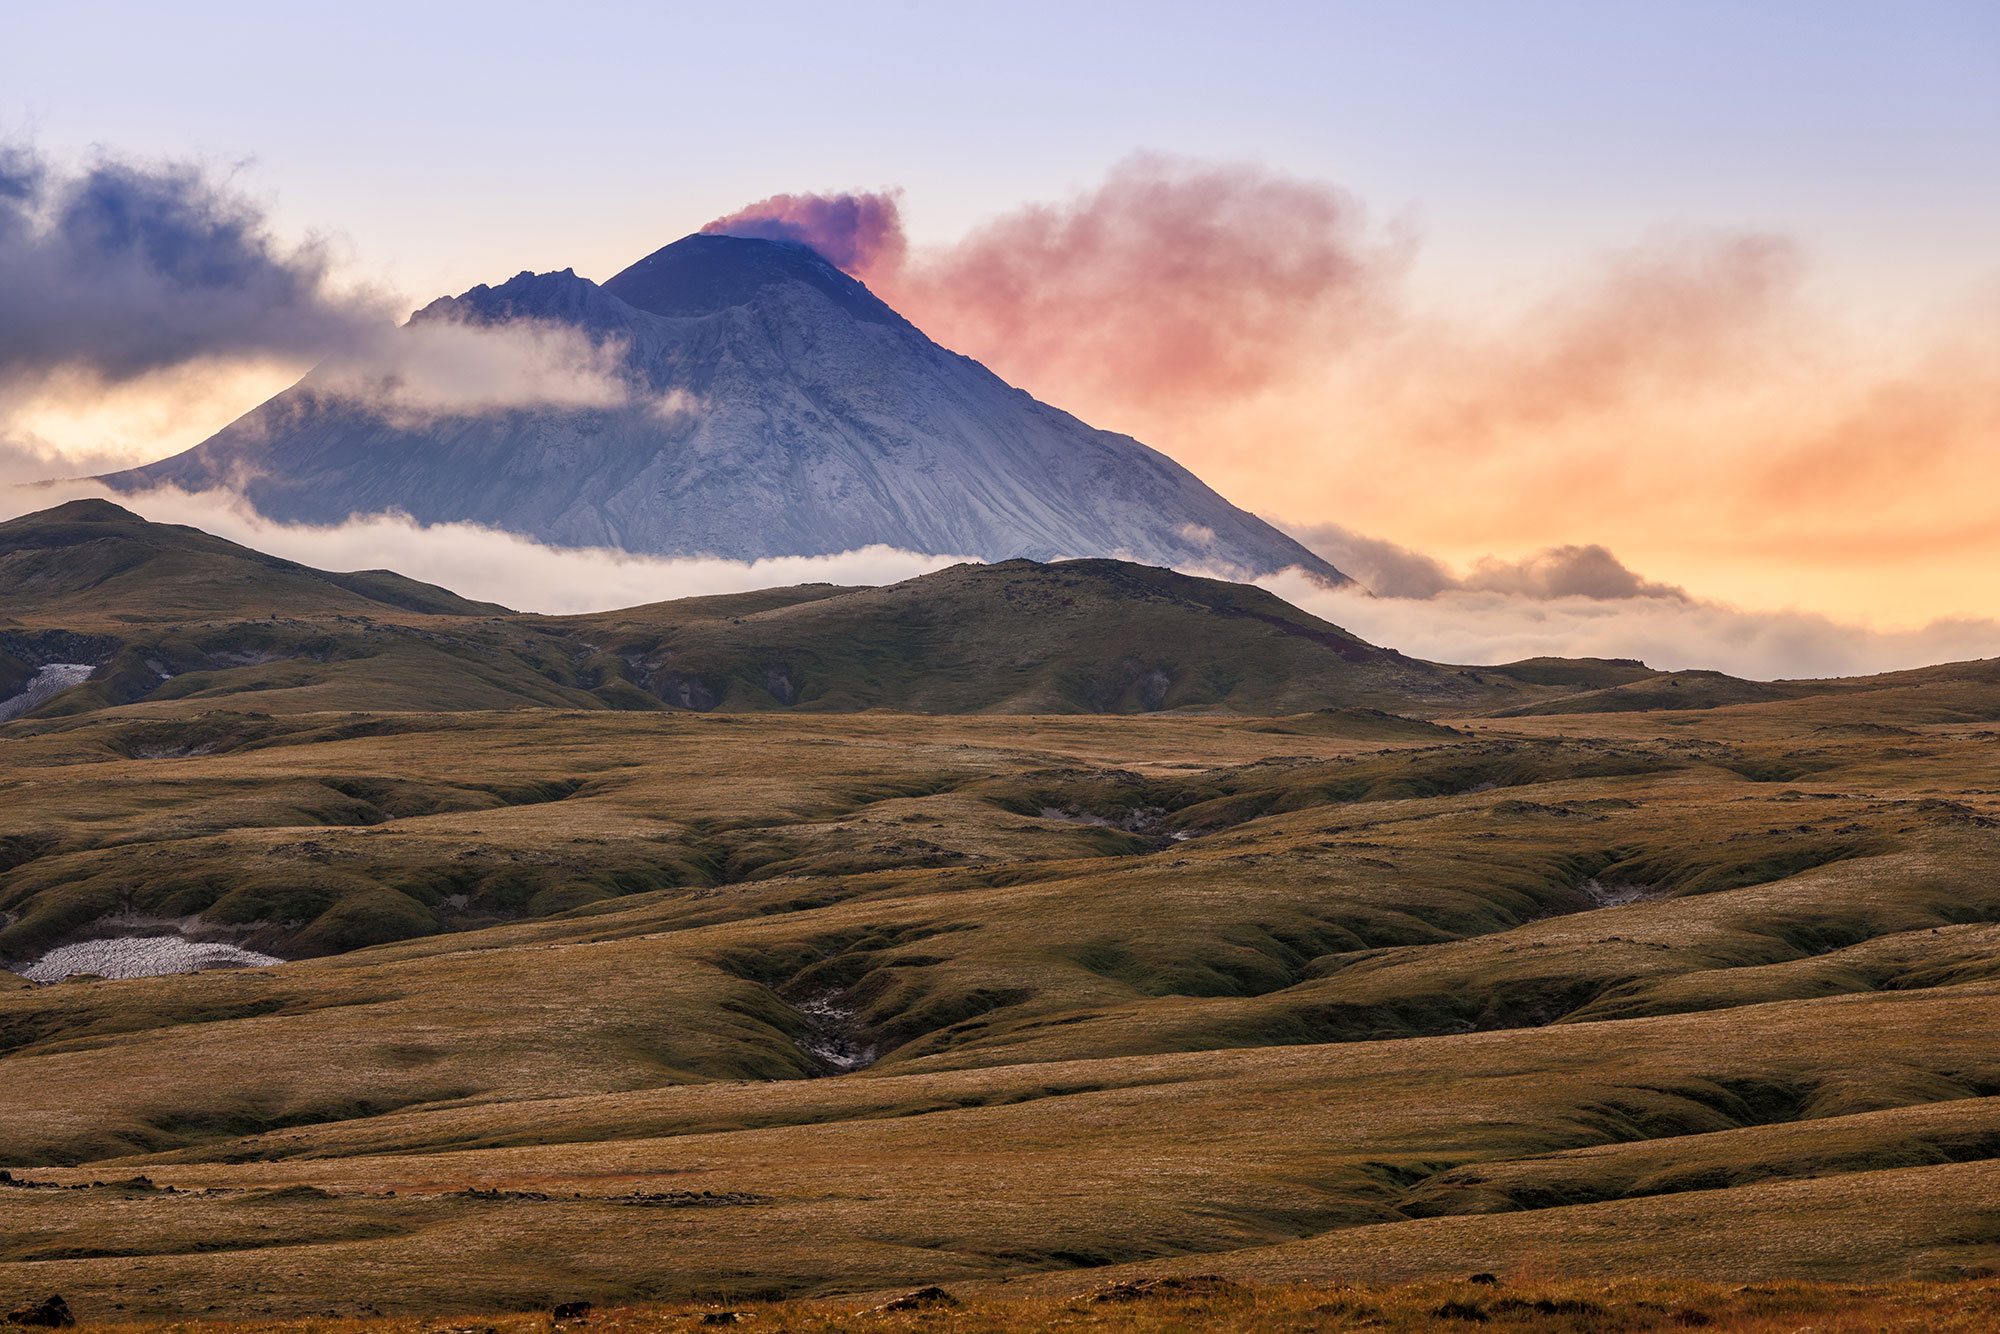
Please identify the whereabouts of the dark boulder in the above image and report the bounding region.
[875,1286,958,1312]
[5,1296,74,1328]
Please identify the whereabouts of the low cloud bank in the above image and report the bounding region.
[7,480,1993,680]
[1257,570,2000,681]
[1283,521,1689,602]
[0,432,132,486]
[1263,523,2000,679]
[2,481,972,614]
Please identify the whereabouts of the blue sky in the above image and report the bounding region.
[5,1,1999,636]
[8,1,1996,311]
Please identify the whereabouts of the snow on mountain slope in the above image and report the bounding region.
[105,235,1348,582]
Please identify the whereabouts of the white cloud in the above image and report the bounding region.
[0,432,129,486]
[1,481,973,614]
[649,388,701,422]
[303,318,639,427]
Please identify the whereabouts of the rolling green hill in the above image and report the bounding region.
[0,500,563,715]
[0,498,507,622]
[7,501,1999,727]
[0,502,1546,719]
[548,558,1503,714]
[1492,668,1809,716]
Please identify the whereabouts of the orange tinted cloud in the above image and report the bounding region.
[875,155,1408,415]
[1745,336,2000,511]
[1386,231,1807,447]
[704,157,1407,417]
[701,164,1999,624]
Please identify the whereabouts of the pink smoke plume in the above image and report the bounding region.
[696,167,2000,633]
[882,156,1406,412]
[702,158,1404,416]
[701,190,907,275]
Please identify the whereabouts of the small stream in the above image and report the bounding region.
[792,994,877,1072]
[1577,877,1666,908]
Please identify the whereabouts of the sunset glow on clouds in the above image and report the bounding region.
[704,163,2000,630]
[4,477,1995,681]
[2,129,1995,673]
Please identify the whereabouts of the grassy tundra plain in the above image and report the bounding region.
[3,500,2000,1323]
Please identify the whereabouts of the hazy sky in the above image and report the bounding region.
[10,2,1994,305]
[4,1,1997,643]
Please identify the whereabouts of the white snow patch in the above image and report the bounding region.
[0,663,93,722]
[19,936,283,982]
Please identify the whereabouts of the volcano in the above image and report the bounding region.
[105,234,1346,582]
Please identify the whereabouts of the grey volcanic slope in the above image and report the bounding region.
[105,235,1348,581]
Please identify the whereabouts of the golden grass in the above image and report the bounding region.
[4,703,2000,1315]
[44,1278,2000,1332]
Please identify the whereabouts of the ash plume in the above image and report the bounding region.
[702,189,907,274]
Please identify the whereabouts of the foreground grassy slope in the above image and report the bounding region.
[0,709,1452,960]
[2,987,1998,1310]
[9,500,2000,1313]
[14,1280,2000,1333]
[3,701,1980,970]
[1,692,1998,1311]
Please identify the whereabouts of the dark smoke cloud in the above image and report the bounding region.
[1283,520,1688,602]
[0,145,384,387]
[701,189,907,275]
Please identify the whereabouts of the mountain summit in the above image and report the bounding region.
[104,234,1347,581]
